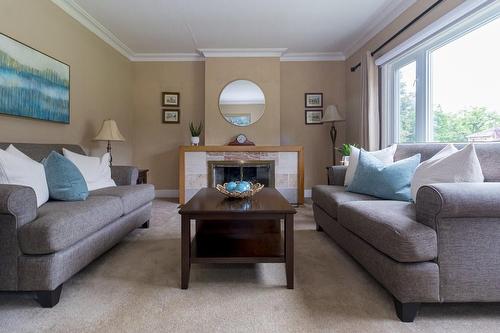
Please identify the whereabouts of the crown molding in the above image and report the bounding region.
[50,0,396,63]
[280,52,345,61]
[199,48,288,58]
[51,0,134,59]
[343,0,418,59]
[130,53,205,62]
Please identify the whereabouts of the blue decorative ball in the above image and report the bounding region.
[225,181,237,192]
[236,181,250,192]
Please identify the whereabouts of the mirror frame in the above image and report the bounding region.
[218,79,265,127]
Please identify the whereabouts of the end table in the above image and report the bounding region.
[137,169,149,184]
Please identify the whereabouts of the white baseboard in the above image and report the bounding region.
[155,189,312,199]
[155,189,179,198]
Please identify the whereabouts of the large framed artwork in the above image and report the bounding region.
[0,33,70,124]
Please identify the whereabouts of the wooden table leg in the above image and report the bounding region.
[285,214,294,289]
[181,215,191,289]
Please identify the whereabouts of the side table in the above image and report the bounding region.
[137,169,149,184]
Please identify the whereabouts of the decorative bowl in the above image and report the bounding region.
[216,181,264,199]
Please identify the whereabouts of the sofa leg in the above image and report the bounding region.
[36,284,63,308]
[140,220,150,229]
[394,298,420,322]
[315,224,323,232]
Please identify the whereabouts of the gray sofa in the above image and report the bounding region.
[0,143,155,307]
[312,143,500,322]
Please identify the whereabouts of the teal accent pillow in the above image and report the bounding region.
[347,150,421,201]
[42,151,88,201]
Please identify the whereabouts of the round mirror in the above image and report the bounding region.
[218,80,265,127]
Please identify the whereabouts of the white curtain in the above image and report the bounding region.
[360,51,380,150]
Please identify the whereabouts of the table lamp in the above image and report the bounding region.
[94,119,125,166]
[322,105,345,165]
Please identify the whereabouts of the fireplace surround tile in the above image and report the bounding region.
[180,146,303,204]
[185,152,207,174]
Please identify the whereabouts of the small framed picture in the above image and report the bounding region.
[305,93,323,108]
[305,109,323,125]
[162,109,180,123]
[162,92,180,107]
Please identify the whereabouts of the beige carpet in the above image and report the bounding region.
[1,199,500,333]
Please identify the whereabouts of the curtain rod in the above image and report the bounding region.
[350,0,444,72]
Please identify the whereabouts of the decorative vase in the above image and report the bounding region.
[191,136,200,146]
[341,155,350,166]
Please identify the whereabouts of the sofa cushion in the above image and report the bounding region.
[347,151,420,201]
[90,184,155,214]
[42,151,89,201]
[19,196,124,255]
[338,201,437,263]
[311,185,377,219]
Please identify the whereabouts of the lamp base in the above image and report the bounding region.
[107,141,112,167]
[329,124,337,165]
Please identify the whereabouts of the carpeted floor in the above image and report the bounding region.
[1,199,500,333]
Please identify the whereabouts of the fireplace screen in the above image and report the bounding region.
[207,160,275,187]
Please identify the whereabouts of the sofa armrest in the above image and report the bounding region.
[416,182,500,301]
[0,184,37,228]
[111,166,139,186]
[326,165,347,186]
[416,183,500,229]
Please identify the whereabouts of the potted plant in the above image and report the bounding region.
[336,144,358,166]
[189,121,203,146]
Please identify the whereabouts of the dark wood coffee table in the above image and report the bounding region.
[178,188,296,289]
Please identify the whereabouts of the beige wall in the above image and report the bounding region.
[205,58,281,145]
[345,0,466,145]
[281,61,346,189]
[131,60,344,191]
[132,62,205,189]
[0,0,133,164]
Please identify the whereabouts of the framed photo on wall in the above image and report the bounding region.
[305,109,323,125]
[162,92,180,107]
[305,93,323,108]
[162,109,180,123]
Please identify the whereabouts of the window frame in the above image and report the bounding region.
[382,4,500,146]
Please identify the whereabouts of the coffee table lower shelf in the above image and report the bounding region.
[191,233,285,264]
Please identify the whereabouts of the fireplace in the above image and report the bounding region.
[207,160,275,187]
[179,146,303,204]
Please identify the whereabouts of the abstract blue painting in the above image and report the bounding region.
[0,33,69,123]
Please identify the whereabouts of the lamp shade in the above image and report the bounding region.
[322,105,344,123]
[94,119,125,141]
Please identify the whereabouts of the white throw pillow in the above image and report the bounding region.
[62,148,116,191]
[344,144,397,186]
[0,145,49,207]
[410,144,484,202]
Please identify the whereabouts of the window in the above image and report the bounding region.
[383,4,500,144]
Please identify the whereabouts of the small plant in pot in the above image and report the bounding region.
[189,121,203,146]
[336,143,358,166]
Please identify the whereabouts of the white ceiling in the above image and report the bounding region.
[52,0,417,61]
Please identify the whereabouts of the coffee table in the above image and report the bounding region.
[178,187,296,289]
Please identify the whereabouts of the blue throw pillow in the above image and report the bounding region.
[42,151,88,201]
[347,150,421,201]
